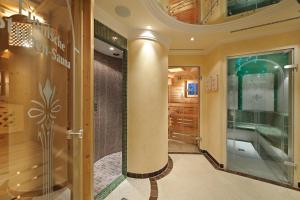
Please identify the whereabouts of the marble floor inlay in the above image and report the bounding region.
[94,151,122,196]
[104,154,300,200]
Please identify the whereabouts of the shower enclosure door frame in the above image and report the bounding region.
[93,20,128,199]
[225,47,297,186]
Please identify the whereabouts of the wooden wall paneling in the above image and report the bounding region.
[168,0,200,24]
[71,0,83,200]
[168,67,200,145]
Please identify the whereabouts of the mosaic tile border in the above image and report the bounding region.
[94,20,127,50]
[94,175,126,200]
[149,156,174,200]
[94,19,128,199]
[127,163,169,179]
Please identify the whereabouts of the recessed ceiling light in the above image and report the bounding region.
[168,68,184,73]
[274,65,279,69]
[146,25,152,29]
[190,37,195,41]
[109,47,115,51]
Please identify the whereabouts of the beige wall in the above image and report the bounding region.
[169,30,300,185]
[169,54,205,66]
[128,39,169,174]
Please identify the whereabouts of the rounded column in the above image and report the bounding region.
[127,30,169,175]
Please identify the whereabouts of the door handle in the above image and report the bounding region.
[67,129,83,139]
[283,161,296,168]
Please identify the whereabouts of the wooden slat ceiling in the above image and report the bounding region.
[168,0,200,24]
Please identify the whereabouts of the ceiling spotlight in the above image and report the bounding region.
[146,25,152,30]
[190,37,195,41]
[109,47,115,51]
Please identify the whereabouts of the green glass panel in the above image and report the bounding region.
[227,0,281,16]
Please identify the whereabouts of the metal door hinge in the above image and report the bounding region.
[196,137,202,142]
[283,161,296,168]
[67,129,83,139]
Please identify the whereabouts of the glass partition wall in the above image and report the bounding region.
[227,49,294,185]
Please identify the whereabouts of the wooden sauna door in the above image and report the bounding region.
[168,67,200,146]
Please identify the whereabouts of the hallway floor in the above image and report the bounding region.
[168,140,199,153]
[105,154,300,200]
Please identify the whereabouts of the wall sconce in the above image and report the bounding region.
[9,18,33,48]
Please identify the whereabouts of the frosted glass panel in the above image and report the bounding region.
[228,75,238,110]
[242,73,274,111]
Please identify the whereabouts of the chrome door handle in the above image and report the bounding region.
[284,64,298,71]
[67,129,83,139]
[283,161,296,168]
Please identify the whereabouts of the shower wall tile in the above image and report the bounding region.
[94,51,123,162]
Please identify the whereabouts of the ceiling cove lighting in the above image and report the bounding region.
[140,30,156,40]
[168,68,184,73]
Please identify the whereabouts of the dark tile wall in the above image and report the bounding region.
[94,51,123,162]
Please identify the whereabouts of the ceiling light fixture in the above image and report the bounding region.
[140,30,156,40]
[168,68,184,73]
[190,37,195,41]
[109,47,115,51]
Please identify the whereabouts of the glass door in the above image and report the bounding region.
[168,66,200,153]
[227,49,294,185]
[0,0,82,199]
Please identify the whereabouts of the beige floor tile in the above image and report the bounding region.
[104,178,150,200]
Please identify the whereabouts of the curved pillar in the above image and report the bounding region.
[127,31,169,175]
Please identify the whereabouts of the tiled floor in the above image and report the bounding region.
[104,178,150,200]
[94,152,122,196]
[168,140,199,153]
[105,154,300,200]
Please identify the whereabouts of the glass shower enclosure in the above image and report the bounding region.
[227,49,294,185]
